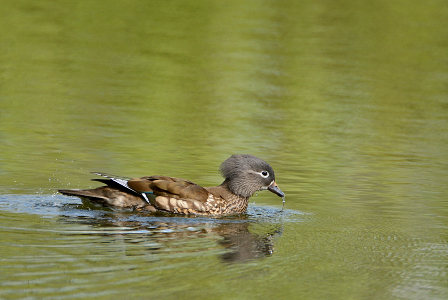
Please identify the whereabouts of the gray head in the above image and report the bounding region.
[220,154,284,198]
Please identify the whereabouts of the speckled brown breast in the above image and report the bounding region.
[152,193,248,216]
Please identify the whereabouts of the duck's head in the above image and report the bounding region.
[220,154,285,199]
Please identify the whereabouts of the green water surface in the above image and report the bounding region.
[1,0,447,299]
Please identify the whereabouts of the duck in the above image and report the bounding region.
[58,154,284,216]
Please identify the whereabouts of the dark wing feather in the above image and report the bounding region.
[91,173,150,203]
[128,176,209,202]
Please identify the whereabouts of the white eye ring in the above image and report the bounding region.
[260,171,269,178]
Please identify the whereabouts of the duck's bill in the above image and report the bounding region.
[268,181,285,197]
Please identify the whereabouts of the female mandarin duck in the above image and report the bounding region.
[59,154,284,216]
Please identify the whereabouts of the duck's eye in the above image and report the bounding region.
[260,171,269,178]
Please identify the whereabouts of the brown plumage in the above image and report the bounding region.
[59,154,285,216]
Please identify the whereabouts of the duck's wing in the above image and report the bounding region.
[90,173,211,213]
[127,176,211,213]
[90,172,150,202]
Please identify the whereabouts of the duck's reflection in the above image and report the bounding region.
[60,207,283,263]
[218,222,282,262]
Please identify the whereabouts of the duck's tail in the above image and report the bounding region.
[58,187,154,211]
[58,188,116,208]
[58,188,103,200]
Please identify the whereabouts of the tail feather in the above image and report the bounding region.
[58,189,109,201]
[58,187,152,210]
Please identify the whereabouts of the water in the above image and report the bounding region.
[1,0,448,299]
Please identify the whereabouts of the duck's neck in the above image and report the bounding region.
[205,182,249,214]
[220,178,255,199]
[220,181,249,212]
[207,180,249,201]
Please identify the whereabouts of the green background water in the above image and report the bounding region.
[1,0,447,299]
